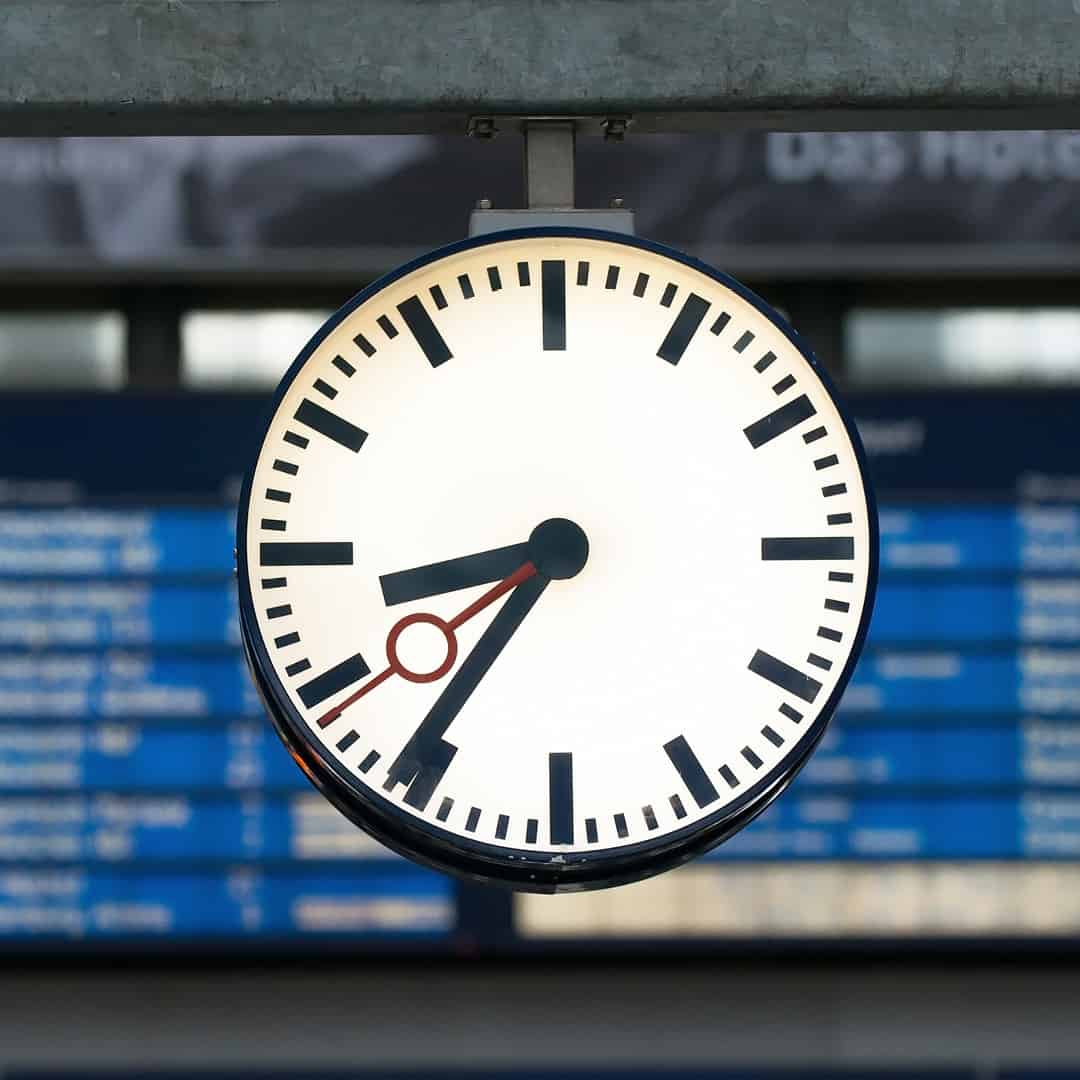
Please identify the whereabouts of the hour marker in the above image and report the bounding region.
[465,807,481,832]
[517,261,530,286]
[815,454,839,470]
[273,459,298,476]
[336,730,359,752]
[261,577,287,589]
[754,351,776,372]
[525,819,539,844]
[818,626,843,642]
[744,394,817,448]
[829,571,854,583]
[298,653,372,708]
[576,261,589,286]
[260,542,353,566]
[633,272,649,297]
[541,260,566,351]
[359,750,380,773]
[487,266,502,291]
[659,283,677,308]
[274,632,300,648]
[294,399,367,452]
[265,489,291,503]
[669,794,687,820]
[719,764,739,789]
[742,747,763,769]
[585,817,599,843]
[762,537,854,561]
[807,653,833,671]
[779,703,803,723]
[828,513,854,525]
[664,735,719,808]
[429,284,448,310]
[734,330,755,353]
[496,814,510,840]
[262,519,286,532]
[710,312,731,335]
[825,598,850,612]
[614,813,629,839]
[267,605,292,620]
[749,649,822,703]
[283,431,309,449]
[436,796,454,822]
[458,273,475,299]
[657,292,710,365]
[314,378,337,400]
[377,314,398,339]
[397,295,453,367]
[803,426,827,443]
[772,374,795,395]
[822,483,847,497]
[643,805,658,830]
[604,265,620,289]
[353,334,376,357]
[285,658,311,677]
[548,752,574,845]
[762,724,785,747]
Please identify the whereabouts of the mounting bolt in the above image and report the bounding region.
[602,116,630,142]
[468,116,497,139]
[476,198,493,210]
[610,196,625,209]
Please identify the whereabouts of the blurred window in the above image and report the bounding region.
[0,312,125,388]
[847,308,1080,385]
[182,310,334,388]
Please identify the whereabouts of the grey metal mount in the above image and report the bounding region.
[469,118,636,237]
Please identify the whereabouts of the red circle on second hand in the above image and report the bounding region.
[385,612,459,684]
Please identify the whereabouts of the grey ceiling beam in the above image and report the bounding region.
[2,0,1080,136]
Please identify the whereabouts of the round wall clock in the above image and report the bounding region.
[236,228,877,892]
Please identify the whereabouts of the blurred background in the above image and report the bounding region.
[2,129,1080,1076]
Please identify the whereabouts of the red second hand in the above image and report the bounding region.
[315,560,537,728]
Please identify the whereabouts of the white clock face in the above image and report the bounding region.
[237,229,876,891]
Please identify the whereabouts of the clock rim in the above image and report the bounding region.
[235,226,880,893]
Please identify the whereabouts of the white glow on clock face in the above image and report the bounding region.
[239,233,874,877]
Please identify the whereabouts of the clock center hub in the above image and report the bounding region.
[528,517,589,580]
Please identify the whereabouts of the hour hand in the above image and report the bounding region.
[379,542,530,606]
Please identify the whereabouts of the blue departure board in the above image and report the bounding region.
[0,396,454,945]
[2,391,1080,946]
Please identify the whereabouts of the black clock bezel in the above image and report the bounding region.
[235,226,880,893]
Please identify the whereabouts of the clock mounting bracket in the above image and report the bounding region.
[468,116,636,236]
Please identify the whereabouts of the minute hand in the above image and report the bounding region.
[384,571,549,812]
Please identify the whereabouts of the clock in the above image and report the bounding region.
[236,228,877,892]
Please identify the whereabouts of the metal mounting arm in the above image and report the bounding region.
[523,120,575,210]
[469,117,635,236]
